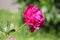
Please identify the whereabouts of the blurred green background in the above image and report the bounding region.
[0,0,60,40]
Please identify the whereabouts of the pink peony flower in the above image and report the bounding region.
[24,4,45,32]
[7,38,16,40]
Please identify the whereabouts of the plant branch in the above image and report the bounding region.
[6,23,26,40]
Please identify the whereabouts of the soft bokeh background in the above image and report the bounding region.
[0,0,60,40]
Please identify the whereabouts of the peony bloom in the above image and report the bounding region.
[7,38,16,40]
[24,4,45,32]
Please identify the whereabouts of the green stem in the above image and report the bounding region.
[6,23,26,40]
